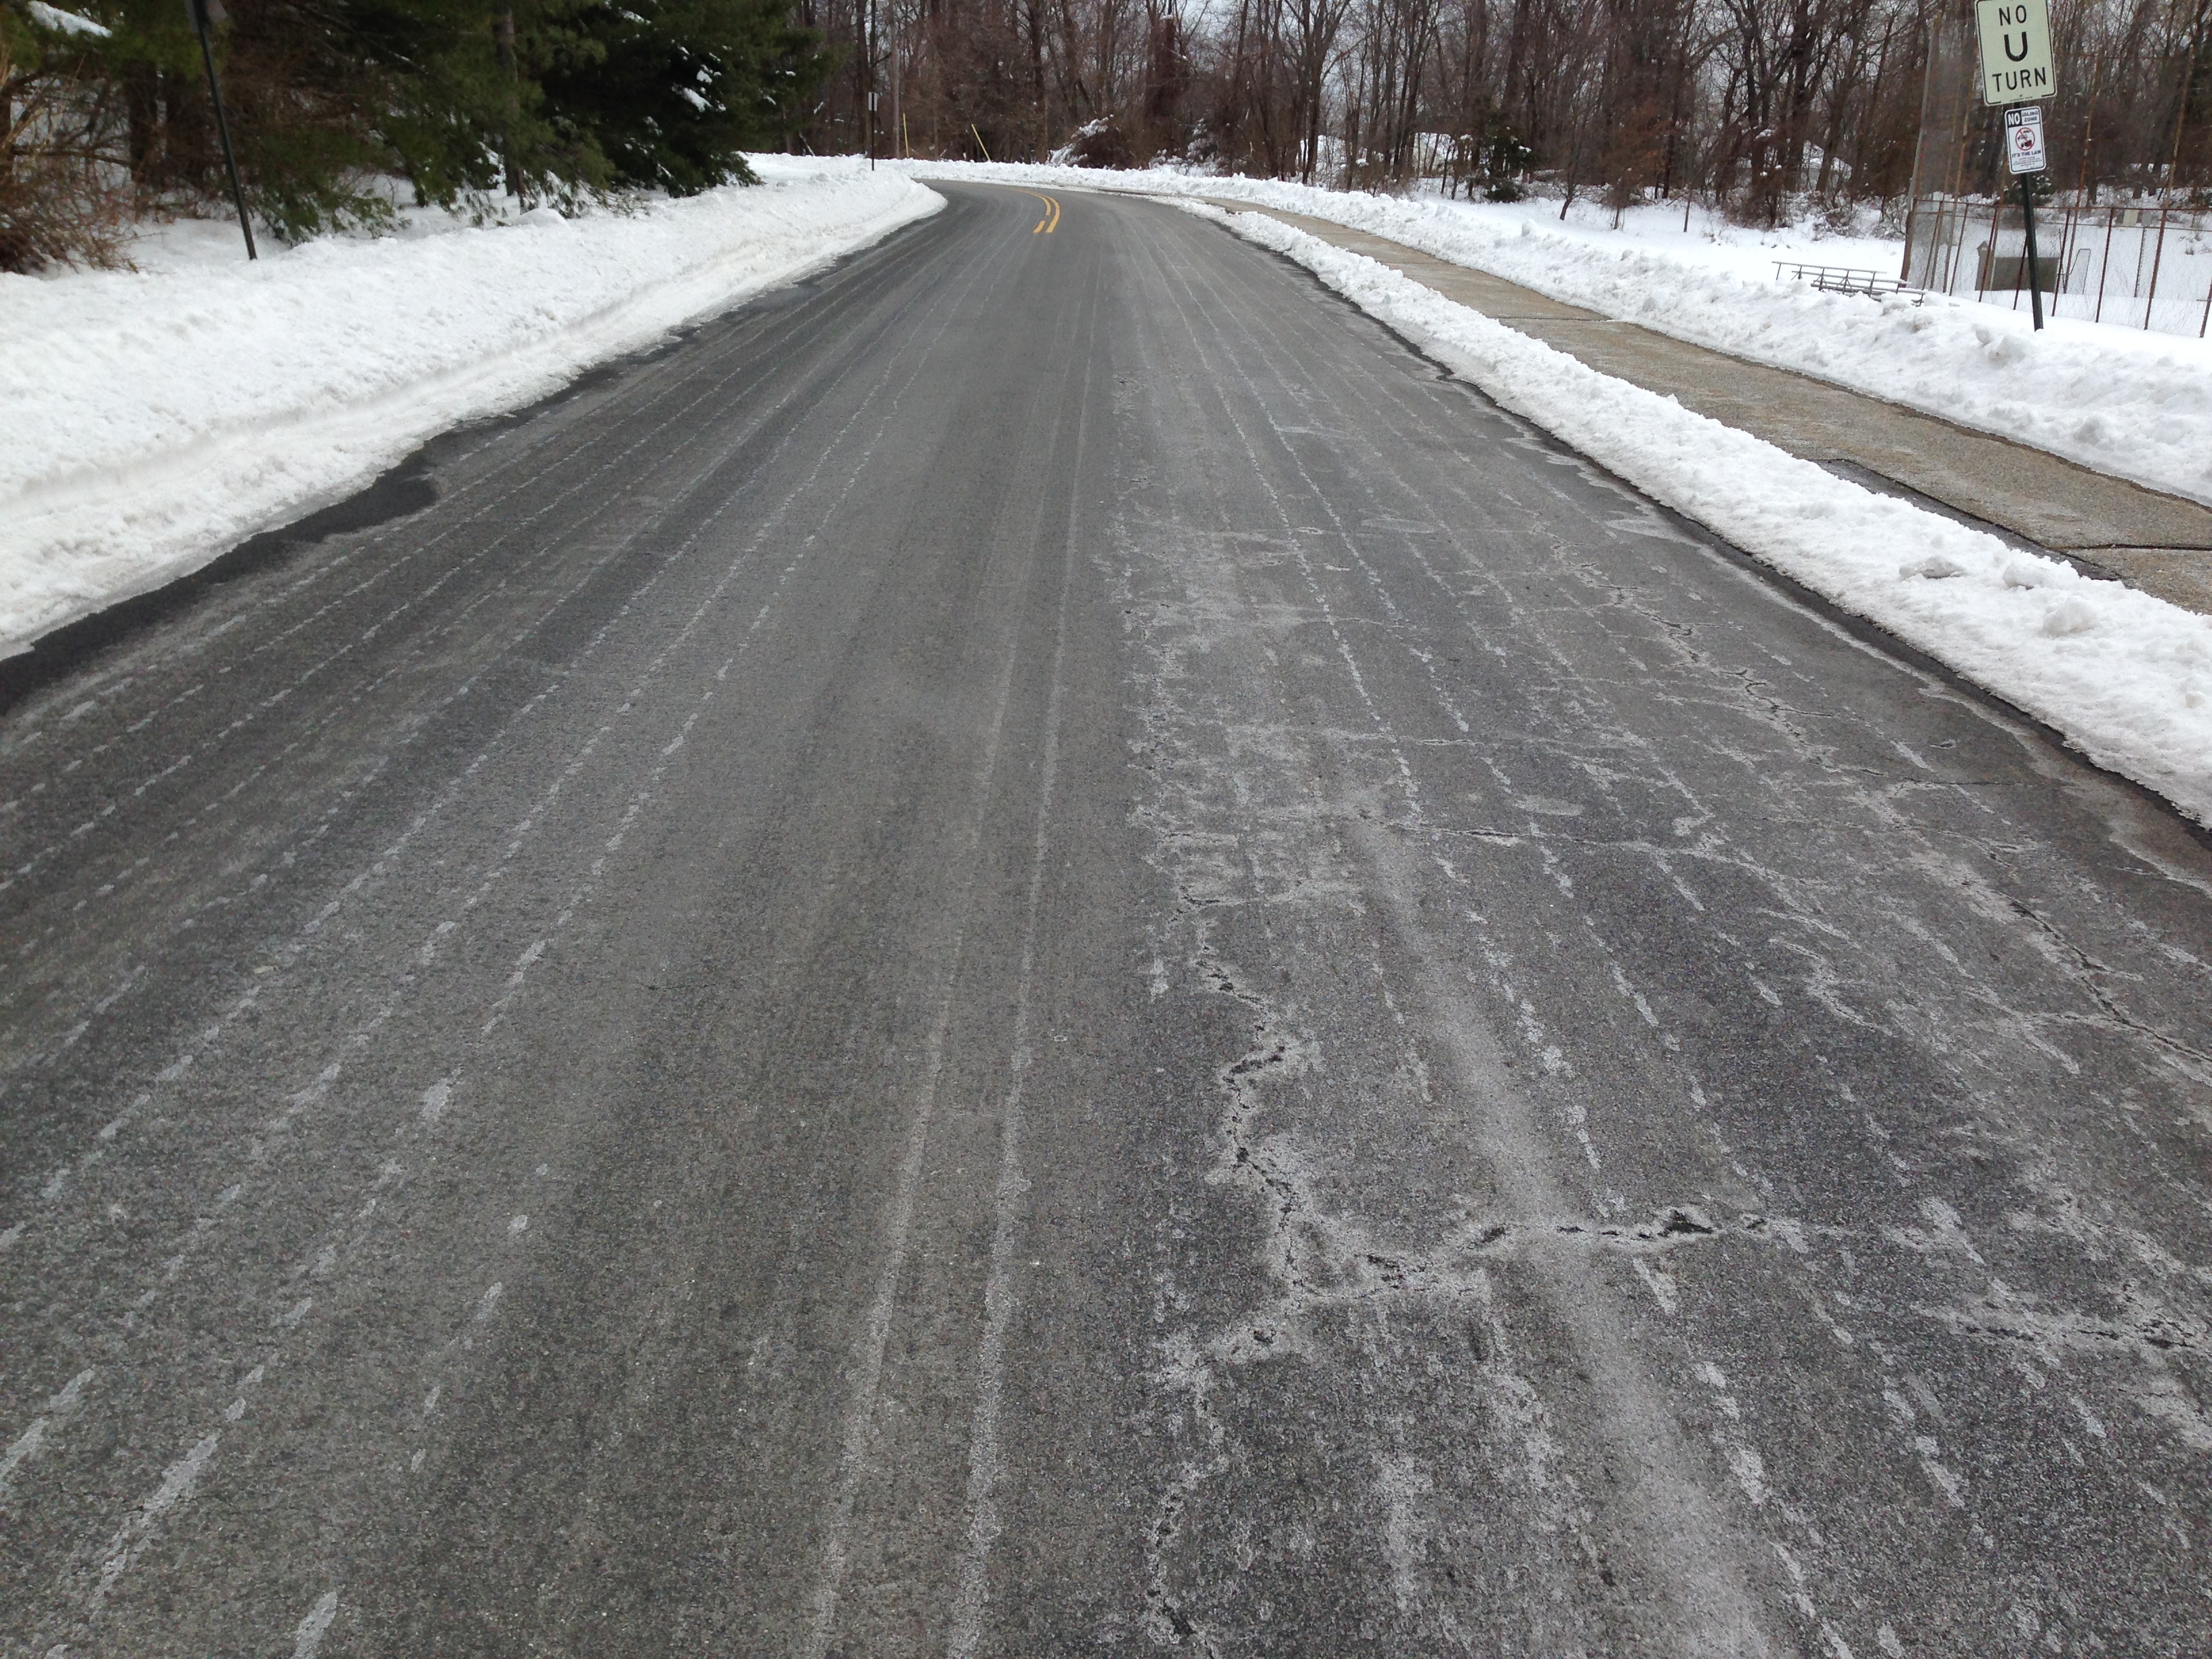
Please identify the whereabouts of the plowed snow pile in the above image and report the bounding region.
[1,157,939,654]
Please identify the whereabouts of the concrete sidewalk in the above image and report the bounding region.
[1206,200,2212,615]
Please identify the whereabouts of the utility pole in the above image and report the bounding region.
[184,0,255,260]
[495,9,527,209]
[1899,10,1939,281]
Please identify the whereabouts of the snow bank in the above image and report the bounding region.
[0,157,941,654]
[898,160,2212,510]
[1182,201,2212,823]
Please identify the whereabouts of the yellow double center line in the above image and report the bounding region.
[1021,192,1061,235]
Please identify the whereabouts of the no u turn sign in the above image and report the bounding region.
[1976,0,2055,104]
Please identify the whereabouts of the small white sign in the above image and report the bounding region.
[1977,0,2055,104]
[2005,104,2048,175]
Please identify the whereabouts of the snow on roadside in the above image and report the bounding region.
[898,159,2212,510]
[0,157,941,655]
[1187,201,2212,825]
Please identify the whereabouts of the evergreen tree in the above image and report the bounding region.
[2,0,831,269]
[539,0,832,193]
[3,0,139,267]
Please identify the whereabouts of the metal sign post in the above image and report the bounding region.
[184,0,255,260]
[2004,105,2048,329]
[1977,0,2053,331]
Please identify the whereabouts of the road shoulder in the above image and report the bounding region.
[1200,197,2212,617]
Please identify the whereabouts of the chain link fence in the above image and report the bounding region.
[1904,196,2212,337]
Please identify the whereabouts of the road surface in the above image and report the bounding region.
[3,182,2209,1658]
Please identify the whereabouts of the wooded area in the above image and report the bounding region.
[4,0,2207,272]
[2,0,830,268]
[825,0,2209,213]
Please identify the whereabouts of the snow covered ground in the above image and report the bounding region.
[1191,201,2212,825]
[899,159,2212,512]
[0,157,940,655]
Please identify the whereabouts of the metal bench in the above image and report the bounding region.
[1772,262,1925,301]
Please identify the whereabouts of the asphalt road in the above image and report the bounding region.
[3,182,2209,1659]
